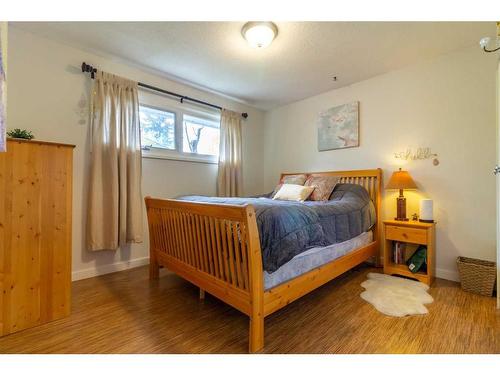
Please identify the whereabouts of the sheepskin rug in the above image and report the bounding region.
[360,273,433,317]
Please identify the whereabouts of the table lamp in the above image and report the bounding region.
[386,168,417,221]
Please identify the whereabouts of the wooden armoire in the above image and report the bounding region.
[0,138,74,336]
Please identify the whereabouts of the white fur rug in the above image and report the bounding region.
[360,273,433,317]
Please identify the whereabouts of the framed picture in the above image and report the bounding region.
[317,101,359,151]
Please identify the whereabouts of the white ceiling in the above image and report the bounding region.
[14,22,495,110]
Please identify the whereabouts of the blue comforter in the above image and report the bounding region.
[177,184,375,273]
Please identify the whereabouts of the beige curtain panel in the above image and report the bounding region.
[87,71,143,251]
[217,109,242,197]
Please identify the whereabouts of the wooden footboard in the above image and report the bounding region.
[145,197,265,352]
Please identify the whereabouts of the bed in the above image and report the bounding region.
[145,169,382,353]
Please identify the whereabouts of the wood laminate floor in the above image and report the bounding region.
[0,265,498,354]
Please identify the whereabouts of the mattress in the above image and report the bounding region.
[264,231,373,290]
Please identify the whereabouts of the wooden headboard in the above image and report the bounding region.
[280,169,383,245]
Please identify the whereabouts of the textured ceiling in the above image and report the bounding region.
[14,22,495,110]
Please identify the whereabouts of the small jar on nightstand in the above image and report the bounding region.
[383,220,436,286]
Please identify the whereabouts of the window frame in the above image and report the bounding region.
[139,99,221,164]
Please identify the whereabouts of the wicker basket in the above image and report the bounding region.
[456,257,496,296]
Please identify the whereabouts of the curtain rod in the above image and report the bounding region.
[81,62,248,119]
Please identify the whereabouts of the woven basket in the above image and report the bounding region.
[456,257,496,296]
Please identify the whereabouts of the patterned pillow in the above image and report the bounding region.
[271,174,308,197]
[304,175,340,201]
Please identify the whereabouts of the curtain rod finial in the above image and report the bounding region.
[242,112,248,119]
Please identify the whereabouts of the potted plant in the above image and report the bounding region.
[7,128,34,140]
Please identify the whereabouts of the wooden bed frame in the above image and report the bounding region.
[145,168,382,353]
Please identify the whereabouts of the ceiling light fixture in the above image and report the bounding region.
[479,22,500,53]
[241,22,278,49]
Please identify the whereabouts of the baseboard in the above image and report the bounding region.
[72,256,150,281]
[436,267,460,282]
[71,256,459,283]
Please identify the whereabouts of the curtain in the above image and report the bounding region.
[217,109,242,197]
[87,71,143,251]
[0,23,6,152]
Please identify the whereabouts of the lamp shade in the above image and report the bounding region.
[386,168,418,190]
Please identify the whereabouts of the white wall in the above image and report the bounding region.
[263,46,498,281]
[7,27,265,280]
[497,61,499,308]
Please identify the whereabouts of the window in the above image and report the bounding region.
[139,104,220,163]
[140,106,175,150]
[183,114,219,157]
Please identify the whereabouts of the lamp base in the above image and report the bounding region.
[394,217,409,221]
[395,194,408,221]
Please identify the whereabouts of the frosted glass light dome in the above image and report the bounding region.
[479,37,491,49]
[241,22,278,48]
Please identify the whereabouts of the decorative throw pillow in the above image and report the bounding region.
[272,184,315,202]
[271,174,307,197]
[304,175,340,201]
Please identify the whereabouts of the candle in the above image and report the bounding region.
[419,199,433,223]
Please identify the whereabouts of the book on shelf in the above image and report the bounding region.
[392,241,406,264]
[392,242,420,264]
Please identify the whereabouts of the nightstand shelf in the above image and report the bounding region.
[383,220,436,285]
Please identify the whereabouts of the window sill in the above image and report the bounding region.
[142,151,218,165]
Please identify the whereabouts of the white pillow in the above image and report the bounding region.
[272,184,315,202]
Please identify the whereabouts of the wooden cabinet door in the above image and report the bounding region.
[0,139,73,336]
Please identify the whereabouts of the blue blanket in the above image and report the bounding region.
[177,184,375,273]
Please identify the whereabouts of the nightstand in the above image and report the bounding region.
[383,220,436,285]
